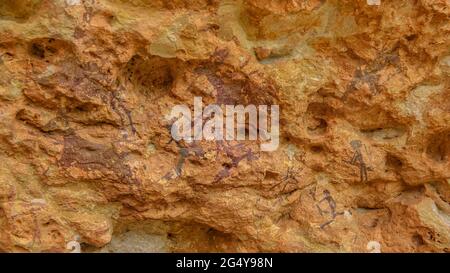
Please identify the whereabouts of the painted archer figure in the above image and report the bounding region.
[348,140,370,183]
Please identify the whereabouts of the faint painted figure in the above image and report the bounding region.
[269,166,301,193]
[161,122,205,181]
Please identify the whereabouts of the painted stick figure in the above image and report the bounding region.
[349,140,369,182]
[66,235,81,253]
[162,120,204,180]
[213,142,257,183]
[315,190,344,229]
[161,142,204,180]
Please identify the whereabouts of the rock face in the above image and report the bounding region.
[0,0,449,253]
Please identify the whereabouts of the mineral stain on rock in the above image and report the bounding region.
[0,0,449,253]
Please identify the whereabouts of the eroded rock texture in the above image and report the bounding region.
[0,0,449,253]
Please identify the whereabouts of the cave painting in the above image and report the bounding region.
[310,187,345,229]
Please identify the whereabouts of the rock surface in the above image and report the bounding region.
[0,0,449,253]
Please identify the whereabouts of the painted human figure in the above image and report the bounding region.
[315,190,345,228]
[270,166,301,192]
[367,241,382,253]
[349,140,368,182]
